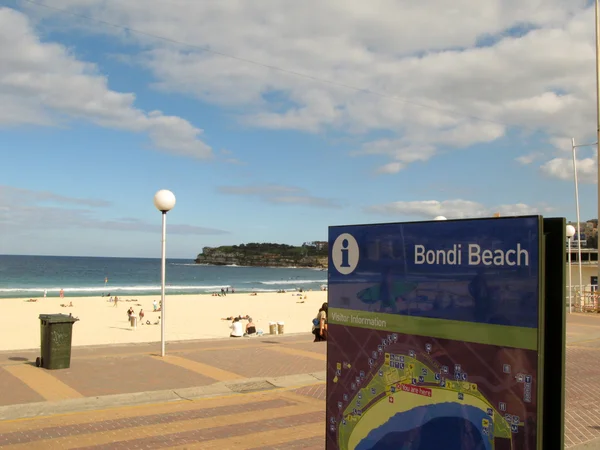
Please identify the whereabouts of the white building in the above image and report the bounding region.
[567,247,599,288]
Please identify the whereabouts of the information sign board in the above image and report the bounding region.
[326,217,544,450]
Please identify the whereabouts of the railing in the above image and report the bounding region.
[566,284,599,313]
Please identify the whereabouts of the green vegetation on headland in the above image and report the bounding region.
[195,241,329,268]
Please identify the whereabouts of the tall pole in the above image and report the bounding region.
[572,139,585,310]
[595,0,600,303]
[160,211,167,357]
[568,237,573,314]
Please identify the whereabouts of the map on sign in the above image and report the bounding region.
[326,217,541,450]
[327,326,537,450]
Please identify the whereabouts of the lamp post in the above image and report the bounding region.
[572,138,597,309]
[153,189,176,357]
[567,225,576,314]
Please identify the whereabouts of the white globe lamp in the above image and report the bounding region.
[154,189,176,357]
[154,189,176,212]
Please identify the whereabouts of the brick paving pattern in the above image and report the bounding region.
[0,389,324,449]
[49,353,217,396]
[292,383,326,401]
[565,345,600,448]
[77,412,322,450]
[250,436,326,450]
[0,334,319,405]
[180,346,324,379]
[0,315,598,448]
[0,399,294,447]
[287,341,328,354]
[0,368,44,406]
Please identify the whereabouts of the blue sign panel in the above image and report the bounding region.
[326,217,541,450]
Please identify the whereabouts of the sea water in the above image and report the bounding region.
[0,255,327,298]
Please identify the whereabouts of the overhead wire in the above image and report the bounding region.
[11,0,512,128]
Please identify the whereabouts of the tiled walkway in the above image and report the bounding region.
[0,335,324,404]
[0,388,325,449]
[0,314,598,448]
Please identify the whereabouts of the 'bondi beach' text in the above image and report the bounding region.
[414,243,529,267]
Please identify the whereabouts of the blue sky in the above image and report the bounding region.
[0,0,597,258]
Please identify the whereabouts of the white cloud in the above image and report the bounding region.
[355,140,437,174]
[10,1,599,172]
[218,184,301,196]
[0,185,110,208]
[376,162,405,175]
[516,152,543,165]
[0,185,227,235]
[217,184,339,208]
[540,157,597,183]
[0,7,212,159]
[365,199,543,219]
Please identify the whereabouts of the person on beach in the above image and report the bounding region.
[245,317,257,336]
[230,317,243,337]
[43,289,47,298]
[114,296,118,307]
[221,314,249,321]
[153,300,158,311]
[59,289,64,299]
[312,302,328,342]
[139,309,145,321]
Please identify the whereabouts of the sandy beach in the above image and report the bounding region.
[0,291,328,352]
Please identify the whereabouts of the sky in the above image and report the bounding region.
[0,0,599,258]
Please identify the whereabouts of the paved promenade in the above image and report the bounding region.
[0,314,597,448]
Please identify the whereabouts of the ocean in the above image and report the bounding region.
[0,255,328,298]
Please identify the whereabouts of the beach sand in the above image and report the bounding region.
[0,291,328,352]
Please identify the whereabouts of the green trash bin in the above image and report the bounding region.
[36,314,79,370]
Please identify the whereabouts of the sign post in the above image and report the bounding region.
[326,216,565,450]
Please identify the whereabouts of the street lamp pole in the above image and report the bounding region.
[153,190,176,357]
[572,138,600,309]
[567,225,576,314]
[572,139,585,309]
[160,211,167,356]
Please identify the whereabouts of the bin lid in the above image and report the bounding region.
[39,313,79,323]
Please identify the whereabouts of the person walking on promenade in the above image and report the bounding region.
[312,302,328,342]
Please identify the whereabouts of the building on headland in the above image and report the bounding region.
[303,241,328,251]
[567,220,598,249]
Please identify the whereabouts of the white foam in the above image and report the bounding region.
[0,284,233,293]
[258,279,326,285]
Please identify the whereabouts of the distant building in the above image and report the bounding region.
[303,241,328,251]
[566,247,599,287]
[314,241,328,251]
